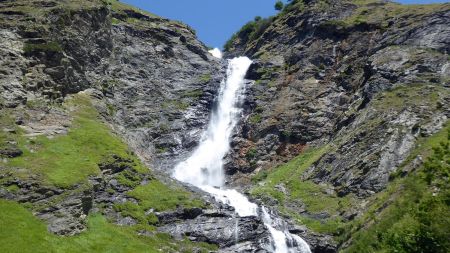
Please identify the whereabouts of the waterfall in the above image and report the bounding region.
[208,48,223,59]
[173,53,311,253]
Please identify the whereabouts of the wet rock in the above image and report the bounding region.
[159,212,269,249]
[301,233,337,253]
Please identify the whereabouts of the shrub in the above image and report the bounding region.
[223,16,273,51]
[275,1,284,11]
[344,127,450,253]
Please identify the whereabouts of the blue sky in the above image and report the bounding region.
[122,0,449,49]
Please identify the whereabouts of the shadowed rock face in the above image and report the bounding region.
[106,22,224,172]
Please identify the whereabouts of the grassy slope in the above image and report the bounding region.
[0,94,213,252]
[342,124,449,253]
[250,84,449,245]
[8,95,135,187]
[0,200,215,253]
[251,146,354,233]
[251,122,449,250]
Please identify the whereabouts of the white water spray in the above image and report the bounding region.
[209,47,223,59]
[173,55,311,253]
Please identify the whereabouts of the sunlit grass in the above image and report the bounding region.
[0,199,216,253]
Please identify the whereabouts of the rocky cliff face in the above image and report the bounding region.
[0,0,222,171]
[0,1,282,252]
[224,0,449,252]
[0,0,449,252]
[225,0,449,190]
[0,0,254,252]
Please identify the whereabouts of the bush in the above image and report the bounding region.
[344,128,450,253]
[223,16,273,51]
[275,1,284,11]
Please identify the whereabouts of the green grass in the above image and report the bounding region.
[0,199,216,253]
[224,16,273,51]
[313,1,448,28]
[342,125,450,253]
[199,74,212,83]
[7,94,135,188]
[103,0,158,20]
[0,109,19,152]
[1,93,213,251]
[162,99,190,111]
[249,114,262,124]
[128,180,205,212]
[251,146,329,206]
[112,178,206,227]
[250,146,353,233]
[182,89,203,99]
[342,0,447,27]
[113,201,159,225]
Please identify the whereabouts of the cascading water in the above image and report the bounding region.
[173,50,311,253]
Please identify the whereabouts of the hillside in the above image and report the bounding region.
[224,0,449,252]
[0,0,449,252]
[0,0,221,252]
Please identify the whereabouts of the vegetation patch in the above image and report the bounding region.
[103,0,157,18]
[7,94,136,188]
[0,199,216,253]
[224,16,273,51]
[251,146,353,234]
[128,180,205,212]
[342,124,450,253]
[23,41,62,54]
[0,92,213,252]
[249,113,262,124]
[199,73,212,83]
[0,109,20,153]
[372,84,443,112]
[113,201,158,225]
[182,89,203,99]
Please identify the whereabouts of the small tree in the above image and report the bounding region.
[274,1,284,11]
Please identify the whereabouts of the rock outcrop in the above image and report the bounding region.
[1,0,449,252]
[0,0,222,172]
[225,0,449,191]
[224,0,449,251]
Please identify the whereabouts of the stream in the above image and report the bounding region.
[173,52,311,253]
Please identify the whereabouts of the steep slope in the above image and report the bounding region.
[1,0,448,252]
[224,0,449,252]
[0,0,223,252]
[0,0,222,171]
